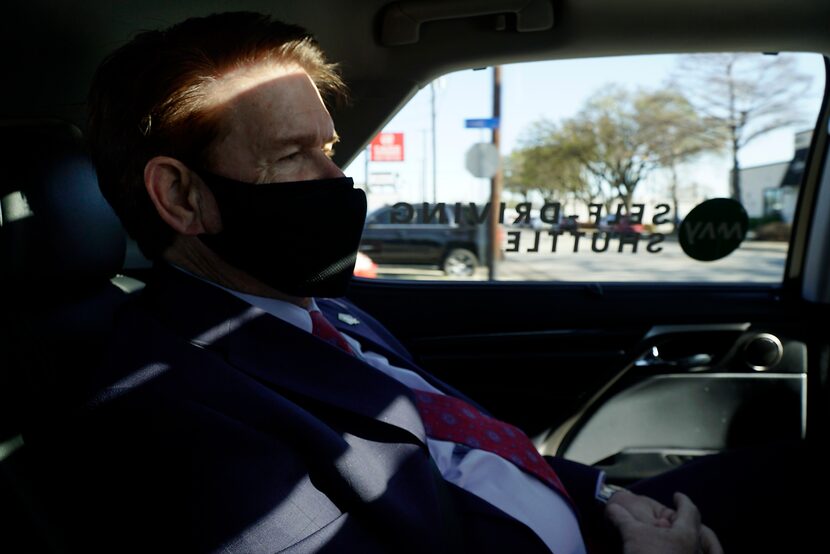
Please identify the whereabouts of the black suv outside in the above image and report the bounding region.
[360,203,486,276]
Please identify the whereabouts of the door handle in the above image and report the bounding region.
[635,347,712,371]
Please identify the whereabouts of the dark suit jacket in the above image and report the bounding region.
[37,263,603,553]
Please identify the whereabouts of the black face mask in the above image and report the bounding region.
[195,168,367,298]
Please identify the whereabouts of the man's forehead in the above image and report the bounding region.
[208,63,335,147]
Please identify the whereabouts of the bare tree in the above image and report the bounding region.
[640,88,726,229]
[672,53,812,202]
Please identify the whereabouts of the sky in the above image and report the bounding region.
[343,52,826,216]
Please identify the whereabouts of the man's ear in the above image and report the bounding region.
[144,156,216,235]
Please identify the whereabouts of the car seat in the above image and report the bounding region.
[0,120,143,552]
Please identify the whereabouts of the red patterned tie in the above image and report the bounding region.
[413,389,574,505]
[308,314,574,506]
[310,310,355,355]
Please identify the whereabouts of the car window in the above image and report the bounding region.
[347,52,827,282]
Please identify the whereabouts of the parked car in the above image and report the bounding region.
[360,204,485,276]
[598,214,645,235]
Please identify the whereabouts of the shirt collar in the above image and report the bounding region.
[167,262,319,333]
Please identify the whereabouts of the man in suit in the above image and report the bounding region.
[71,10,724,553]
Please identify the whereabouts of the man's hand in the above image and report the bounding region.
[605,490,723,554]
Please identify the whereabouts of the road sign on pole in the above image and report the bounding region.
[465,142,499,179]
[465,117,500,129]
[370,132,404,161]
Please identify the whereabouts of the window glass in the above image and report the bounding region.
[346,53,827,283]
[366,207,392,225]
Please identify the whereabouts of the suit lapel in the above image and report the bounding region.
[318,298,490,414]
[142,263,427,445]
[222,312,428,446]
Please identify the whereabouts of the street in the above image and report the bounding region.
[372,232,787,283]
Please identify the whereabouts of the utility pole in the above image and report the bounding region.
[488,66,502,281]
[431,81,437,203]
[364,144,370,195]
[421,129,428,203]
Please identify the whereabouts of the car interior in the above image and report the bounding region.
[2,0,829,550]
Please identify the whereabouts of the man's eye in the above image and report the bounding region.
[281,151,302,162]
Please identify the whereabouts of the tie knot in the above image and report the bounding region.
[310,310,354,355]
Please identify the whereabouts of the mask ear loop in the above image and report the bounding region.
[139,114,152,136]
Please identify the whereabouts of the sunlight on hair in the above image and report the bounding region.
[201,62,312,114]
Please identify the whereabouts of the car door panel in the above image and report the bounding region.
[346,279,819,480]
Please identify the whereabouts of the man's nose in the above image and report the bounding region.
[318,155,345,179]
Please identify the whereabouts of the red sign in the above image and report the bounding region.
[370,132,404,162]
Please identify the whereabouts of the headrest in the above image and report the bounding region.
[0,122,126,292]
